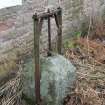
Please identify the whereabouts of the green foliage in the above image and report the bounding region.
[64,39,75,49]
[75,31,82,38]
[63,31,81,49]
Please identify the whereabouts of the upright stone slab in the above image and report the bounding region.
[23,54,76,105]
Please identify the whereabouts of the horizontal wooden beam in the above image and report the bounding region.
[33,7,61,19]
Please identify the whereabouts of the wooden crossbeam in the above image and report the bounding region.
[33,8,61,19]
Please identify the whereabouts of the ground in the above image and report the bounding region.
[0,36,105,105]
[63,37,105,105]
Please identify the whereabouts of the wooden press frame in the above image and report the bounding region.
[32,7,62,105]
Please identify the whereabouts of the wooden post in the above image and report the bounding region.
[39,18,43,34]
[57,7,62,54]
[54,13,59,28]
[33,13,41,105]
[47,9,52,56]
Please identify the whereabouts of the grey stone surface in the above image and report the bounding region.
[23,54,76,105]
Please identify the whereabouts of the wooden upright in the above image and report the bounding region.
[32,7,62,105]
[33,13,41,105]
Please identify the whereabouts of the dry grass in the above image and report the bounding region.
[64,38,105,105]
[0,62,23,105]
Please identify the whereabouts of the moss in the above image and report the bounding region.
[22,94,35,105]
